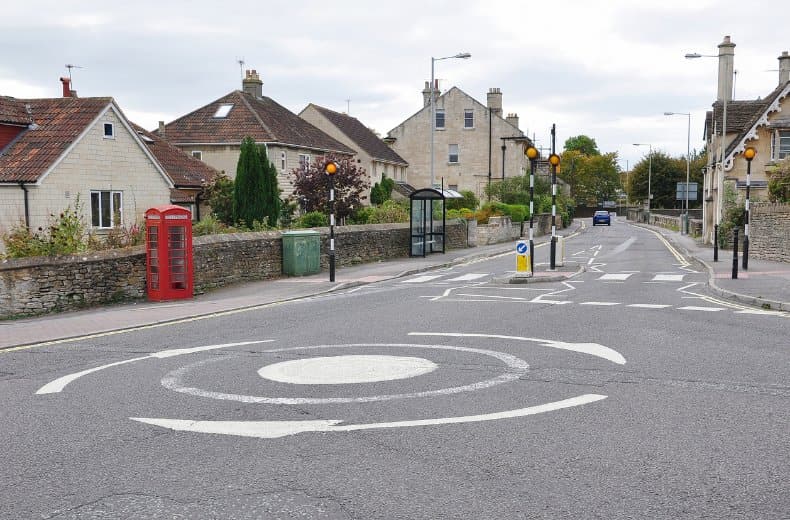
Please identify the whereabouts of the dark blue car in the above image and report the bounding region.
[592,210,611,226]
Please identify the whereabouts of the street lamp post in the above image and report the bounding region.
[525,145,539,273]
[430,52,471,189]
[664,112,692,234]
[633,143,652,221]
[742,146,756,270]
[686,50,729,261]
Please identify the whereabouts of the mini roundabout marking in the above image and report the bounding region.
[36,334,626,440]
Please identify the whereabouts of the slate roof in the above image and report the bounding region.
[131,123,218,189]
[0,97,112,183]
[159,91,356,155]
[305,104,408,166]
[705,81,790,158]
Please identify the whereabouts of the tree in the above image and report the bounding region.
[291,154,370,220]
[258,145,281,226]
[203,172,235,225]
[570,152,622,205]
[563,135,600,156]
[370,175,395,206]
[626,150,706,209]
[768,157,790,202]
[233,136,267,226]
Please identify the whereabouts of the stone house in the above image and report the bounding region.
[702,35,790,244]
[157,70,356,199]
[386,83,531,198]
[299,103,409,200]
[0,78,216,251]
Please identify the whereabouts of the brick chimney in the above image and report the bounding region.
[717,36,735,102]
[158,121,166,137]
[59,77,76,98]
[242,69,263,99]
[487,88,502,117]
[779,51,790,86]
[506,113,519,129]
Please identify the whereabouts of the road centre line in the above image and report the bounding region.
[627,304,671,309]
[580,302,621,306]
[678,306,725,312]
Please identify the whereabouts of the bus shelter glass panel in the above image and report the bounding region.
[410,188,446,257]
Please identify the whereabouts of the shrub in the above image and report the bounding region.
[366,200,409,224]
[297,211,329,228]
[446,190,479,211]
[349,206,375,224]
[193,215,235,236]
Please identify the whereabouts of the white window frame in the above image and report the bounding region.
[778,130,790,160]
[435,109,445,129]
[298,154,311,170]
[281,151,287,171]
[103,122,114,139]
[191,150,202,161]
[448,144,459,164]
[464,109,474,129]
[90,190,123,229]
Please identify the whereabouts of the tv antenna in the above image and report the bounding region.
[236,57,245,80]
[346,98,351,114]
[65,64,83,82]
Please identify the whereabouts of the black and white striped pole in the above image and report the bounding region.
[548,152,561,270]
[742,146,755,270]
[325,160,339,282]
[525,145,539,273]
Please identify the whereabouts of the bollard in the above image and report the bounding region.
[731,228,738,279]
[714,224,719,262]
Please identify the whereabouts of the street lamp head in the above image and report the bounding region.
[685,53,702,59]
[548,153,560,167]
[743,147,756,161]
[525,146,539,160]
[454,52,472,59]
[664,112,675,116]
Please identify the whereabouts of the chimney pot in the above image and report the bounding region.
[242,69,263,98]
[487,87,503,117]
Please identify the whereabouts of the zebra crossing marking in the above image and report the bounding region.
[598,273,633,281]
[446,273,489,281]
[651,274,685,282]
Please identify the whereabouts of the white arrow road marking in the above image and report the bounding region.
[35,340,274,395]
[410,333,626,365]
[131,394,608,439]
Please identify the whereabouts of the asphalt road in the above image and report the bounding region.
[2,217,788,519]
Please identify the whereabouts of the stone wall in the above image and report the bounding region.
[750,203,790,263]
[0,221,469,319]
[476,214,559,245]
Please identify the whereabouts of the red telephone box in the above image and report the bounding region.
[145,205,193,301]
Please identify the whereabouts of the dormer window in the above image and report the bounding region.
[213,104,233,118]
[103,123,114,139]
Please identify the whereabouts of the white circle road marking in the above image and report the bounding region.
[162,343,530,404]
[131,394,607,439]
[258,355,438,385]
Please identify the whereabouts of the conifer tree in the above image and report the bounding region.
[233,136,266,226]
[258,145,281,227]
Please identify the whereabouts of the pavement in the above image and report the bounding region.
[1,218,787,350]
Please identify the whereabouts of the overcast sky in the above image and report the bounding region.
[2,0,787,170]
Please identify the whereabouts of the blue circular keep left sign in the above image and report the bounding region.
[516,242,528,255]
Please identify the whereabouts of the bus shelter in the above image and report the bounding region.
[409,188,462,257]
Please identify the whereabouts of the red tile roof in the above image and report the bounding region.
[305,104,408,166]
[0,96,31,125]
[159,91,355,155]
[0,97,112,183]
[132,123,218,189]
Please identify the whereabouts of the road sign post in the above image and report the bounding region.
[515,240,532,278]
